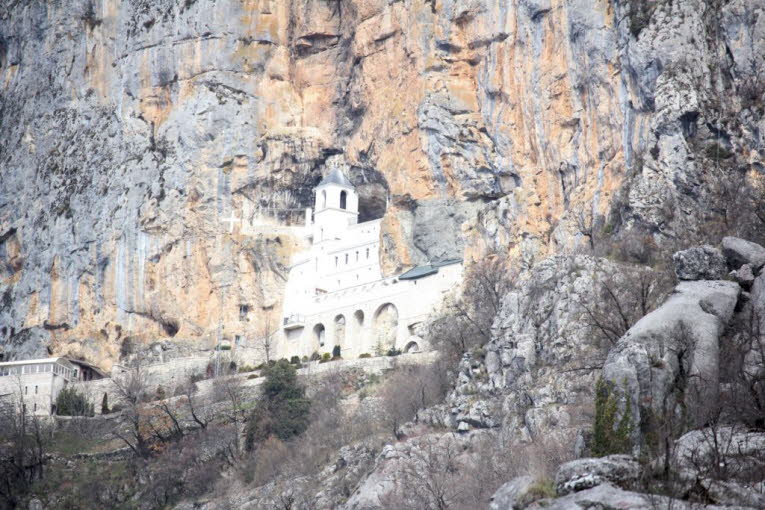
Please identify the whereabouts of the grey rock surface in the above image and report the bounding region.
[527,483,696,510]
[722,237,765,271]
[554,455,641,496]
[603,280,740,450]
[731,264,756,287]
[673,246,728,281]
[489,475,536,510]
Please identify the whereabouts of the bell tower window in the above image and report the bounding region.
[340,190,347,210]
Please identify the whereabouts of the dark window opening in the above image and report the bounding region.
[340,190,347,210]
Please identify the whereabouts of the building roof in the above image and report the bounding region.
[0,357,68,367]
[67,359,108,378]
[0,357,103,374]
[318,168,354,189]
[398,265,439,280]
[398,259,462,281]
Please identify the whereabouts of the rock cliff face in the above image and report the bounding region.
[1,0,763,367]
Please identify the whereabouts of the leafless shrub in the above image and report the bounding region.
[380,363,451,439]
[430,252,517,363]
[580,265,673,351]
[0,381,52,508]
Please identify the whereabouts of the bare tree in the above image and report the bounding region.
[572,204,596,251]
[111,362,152,458]
[430,252,517,362]
[382,436,463,510]
[580,266,673,349]
[212,375,248,461]
[0,379,51,508]
[257,316,278,364]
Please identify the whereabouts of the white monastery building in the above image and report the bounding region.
[0,357,106,416]
[281,164,463,359]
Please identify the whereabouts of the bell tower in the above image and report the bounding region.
[313,166,358,243]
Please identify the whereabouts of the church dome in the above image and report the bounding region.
[318,168,354,188]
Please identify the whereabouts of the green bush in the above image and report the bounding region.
[310,351,321,362]
[239,364,258,373]
[56,387,93,416]
[386,347,402,357]
[289,356,301,365]
[320,353,331,363]
[245,360,311,450]
[301,355,309,363]
[592,378,633,456]
[359,353,372,359]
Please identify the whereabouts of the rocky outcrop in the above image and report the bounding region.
[554,455,641,496]
[722,237,765,272]
[425,255,619,445]
[672,245,727,281]
[526,483,694,510]
[489,476,537,510]
[603,279,740,449]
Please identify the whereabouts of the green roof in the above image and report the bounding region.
[398,265,438,280]
[398,259,461,280]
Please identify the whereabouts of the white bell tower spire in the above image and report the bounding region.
[313,163,358,243]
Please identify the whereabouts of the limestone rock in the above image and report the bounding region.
[527,483,693,510]
[554,455,641,496]
[603,280,740,450]
[673,246,727,281]
[673,428,765,479]
[722,237,765,271]
[730,264,756,287]
[489,475,536,510]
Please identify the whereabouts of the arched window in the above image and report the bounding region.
[355,251,359,261]
[340,190,347,210]
[321,190,327,209]
[366,247,370,259]
[345,253,349,264]
[335,256,338,267]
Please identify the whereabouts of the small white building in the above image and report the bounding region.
[0,357,106,416]
[281,164,463,359]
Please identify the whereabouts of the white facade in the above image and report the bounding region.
[0,358,80,415]
[280,168,463,359]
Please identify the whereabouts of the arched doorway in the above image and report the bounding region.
[373,303,398,353]
[313,323,326,348]
[334,314,346,352]
[404,340,420,353]
[340,190,347,209]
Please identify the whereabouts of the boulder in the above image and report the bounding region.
[527,483,693,510]
[603,281,740,450]
[489,475,536,510]
[730,264,755,287]
[673,427,765,478]
[722,236,765,271]
[554,455,641,495]
[673,245,727,280]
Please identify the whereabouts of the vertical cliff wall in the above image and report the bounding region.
[1,0,763,367]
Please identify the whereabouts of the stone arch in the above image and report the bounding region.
[373,303,398,352]
[340,190,347,210]
[404,340,420,353]
[313,323,326,347]
[334,314,346,352]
